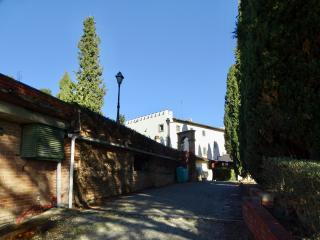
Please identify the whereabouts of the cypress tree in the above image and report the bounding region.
[237,0,320,180]
[224,63,242,176]
[57,72,74,103]
[75,16,106,113]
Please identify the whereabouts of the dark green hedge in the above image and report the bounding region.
[212,167,236,181]
[237,0,320,180]
[262,158,320,236]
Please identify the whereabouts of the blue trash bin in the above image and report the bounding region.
[176,167,189,183]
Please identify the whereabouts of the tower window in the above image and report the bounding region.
[159,124,164,132]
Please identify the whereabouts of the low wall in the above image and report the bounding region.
[74,140,178,206]
[69,109,182,206]
[242,198,293,240]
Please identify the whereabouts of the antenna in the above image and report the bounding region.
[17,71,22,81]
[180,99,184,119]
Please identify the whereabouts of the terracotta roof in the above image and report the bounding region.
[0,74,182,159]
[0,73,75,120]
[217,154,232,162]
[173,118,225,132]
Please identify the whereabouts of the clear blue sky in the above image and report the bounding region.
[0,0,237,127]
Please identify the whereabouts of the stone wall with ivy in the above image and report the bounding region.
[73,109,181,206]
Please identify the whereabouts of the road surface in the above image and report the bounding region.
[32,182,248,240]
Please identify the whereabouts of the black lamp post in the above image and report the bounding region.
[116,71,124,124]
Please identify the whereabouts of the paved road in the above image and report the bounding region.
[33,182,248,240]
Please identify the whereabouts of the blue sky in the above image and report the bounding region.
[0,0,237,127]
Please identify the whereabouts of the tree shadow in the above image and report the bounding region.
[182,124,188,131]
[207,143,213,160]
[213,141,220,160]
[198,145,203,157]
[74,142,178,207]
[33,182,248,240]
[0,120,60,226]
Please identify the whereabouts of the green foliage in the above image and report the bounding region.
[212,167,236,181]
[75,16,106,113]
[119,114,126,125]
[229,169,236,181]
[262,158,320,235]
[57,72,74,103]
[224,63,243,176]
[237,1,320,180]
[39,88,52,95]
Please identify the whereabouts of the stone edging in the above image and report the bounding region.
[242,196,294,240]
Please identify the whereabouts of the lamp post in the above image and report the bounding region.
[166,118,171,147]
[116,72,124,124]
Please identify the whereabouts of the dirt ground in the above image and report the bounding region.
[30,182,248,240]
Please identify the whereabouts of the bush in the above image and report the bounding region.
[213,167,236,181]
[262,158,320,235]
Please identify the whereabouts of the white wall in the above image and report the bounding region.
[172,121,226,160]
[126,110,226,160]
[125,110,173,146]
[196,160,213,181]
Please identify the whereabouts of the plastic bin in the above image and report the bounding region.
[176,167,189,183]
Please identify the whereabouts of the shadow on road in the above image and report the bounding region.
[32,182,248,240]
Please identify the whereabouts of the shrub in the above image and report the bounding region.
[262,158,320,235]
[213,167,236,181]
[230,169,237,181]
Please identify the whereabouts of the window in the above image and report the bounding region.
[159,124,164,132]
[21,124,64,162]
[176,125,181,132]
[202,130,206,136]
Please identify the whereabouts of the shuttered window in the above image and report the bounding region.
[21,124,65,162]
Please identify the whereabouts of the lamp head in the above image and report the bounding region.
[116,72,124,85]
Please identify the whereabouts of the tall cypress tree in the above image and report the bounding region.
[75,16,106,113]
[57,72,74,103]
[224,63,242,176]
[237,0,320,180]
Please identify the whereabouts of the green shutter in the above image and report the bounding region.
[21,124,65,162]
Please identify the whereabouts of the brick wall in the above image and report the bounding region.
[242,199,293,240]
[74,143,178,205]
[68,110,181,206]
[0,115,181,226]
[0,119,69,226]
[0,75,183,227]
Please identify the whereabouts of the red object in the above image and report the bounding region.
[242,199,293,240]
[15,195,57,224]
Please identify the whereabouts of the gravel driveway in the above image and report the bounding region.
[32,182,248,240]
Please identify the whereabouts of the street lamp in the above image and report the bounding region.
[116,71,124,124]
